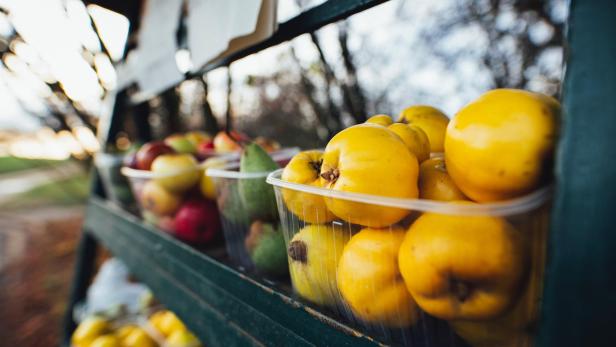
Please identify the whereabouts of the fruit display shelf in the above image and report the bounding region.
[76,196,385,347]
[63,0,616,346]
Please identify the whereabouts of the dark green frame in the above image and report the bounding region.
[536,0,616,346]
[79,197,383,346]
[63,0,616,346]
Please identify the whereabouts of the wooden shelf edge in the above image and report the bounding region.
[83,197,382,347]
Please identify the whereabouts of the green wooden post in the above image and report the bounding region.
[61,90,129,344]
[537,0,616,346]
[61,231,99,342]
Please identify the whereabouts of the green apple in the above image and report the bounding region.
[142,210,160,225]
[165,134,196,154]
[140,180,182,216]
[151,154,201,193]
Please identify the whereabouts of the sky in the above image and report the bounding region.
[195,0,564,124]
[0,0,565,133]
[0,0,127,131]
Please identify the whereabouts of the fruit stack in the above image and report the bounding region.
[71,310,201,347]
[267,89,558,347]
[199,130,281,160]
[206,145,298,277]
[122,131,227,246]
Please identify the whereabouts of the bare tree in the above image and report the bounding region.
[337,21,368,123]
[289,46,336,140]
[416,0,565,95]
[200,77,220,134]
[238,56,328,148]
[306,33,345,133]
[160,87,181,135]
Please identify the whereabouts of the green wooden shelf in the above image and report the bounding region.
[82,197,388,347]
[64,0,616,346]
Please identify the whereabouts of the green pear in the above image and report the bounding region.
[245,221,288,276]
[218,181,251,226]
[238,143,279,221]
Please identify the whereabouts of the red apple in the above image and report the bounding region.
[196,140,216,160]
[174,199,221,244]
[135,141,175,170]
[199,140,215,151]
[123,151,139,169]
[213,131,249,153]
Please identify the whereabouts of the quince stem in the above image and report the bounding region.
[320,168,340,183]
[288,240,308,263]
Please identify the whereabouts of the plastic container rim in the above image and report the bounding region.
[266,169,551,216]
[121,165,204,179]
[121,147,299,180]
[205,147,301,180]
[206,166,271,179]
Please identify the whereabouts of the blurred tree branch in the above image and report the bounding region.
[160,87,181,135]
[308,32,344,132]
[290,46,336,139]
[418,0,565,93]
[200,77,220,134]
[338,22,367,123]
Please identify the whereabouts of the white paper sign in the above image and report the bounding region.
[134,0,184,96]
[187,0,263,71]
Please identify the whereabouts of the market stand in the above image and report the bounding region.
[63,0,616,346]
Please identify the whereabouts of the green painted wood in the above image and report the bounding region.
[82,223,265,347]
[84,198,384,346]
[537,1,616,346]
[61,170,104,345]
[61,231,99,345]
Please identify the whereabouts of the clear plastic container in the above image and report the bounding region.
[121,157,232,245]
[95,153,134,208]
[267,169,551,347]
[205,148,299,277]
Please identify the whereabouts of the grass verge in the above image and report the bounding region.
[0,173,90,209]
[0,156,65,175]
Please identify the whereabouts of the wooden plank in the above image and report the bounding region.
[84,198,383,346]
[61,232,99,345]
[85,223,261,347]
[537,0,616,346]
[84,201,310,347]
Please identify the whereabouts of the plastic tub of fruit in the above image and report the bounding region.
[121,155,229,246]
[205,146,299,276]
[267,168,551,346]
[121,146,297,247]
